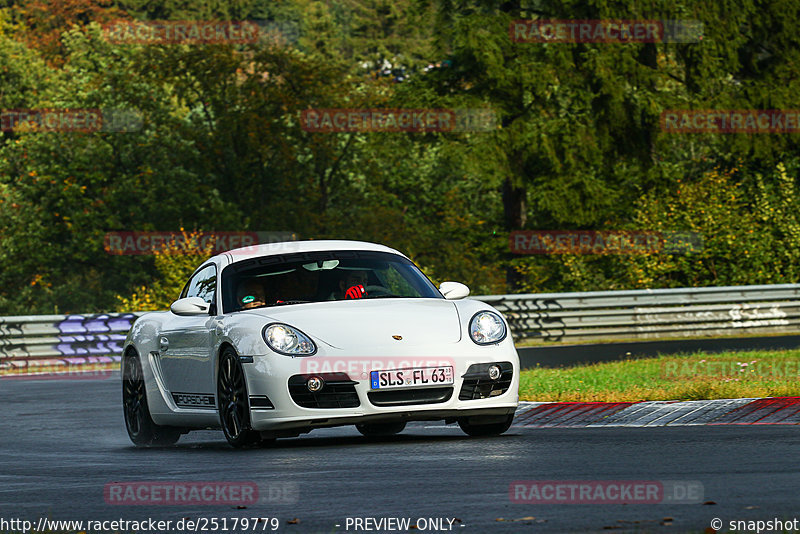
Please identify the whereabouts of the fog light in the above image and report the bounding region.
[488,365,501,380]
[307,376,324,392]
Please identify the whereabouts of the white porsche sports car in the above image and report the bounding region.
[122,240,519,447]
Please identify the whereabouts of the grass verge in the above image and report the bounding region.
[519,349,800,402]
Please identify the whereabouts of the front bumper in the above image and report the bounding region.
[243,342,520,433]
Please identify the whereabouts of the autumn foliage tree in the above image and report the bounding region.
[10,0,127,65]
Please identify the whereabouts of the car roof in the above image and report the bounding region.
[218,239,408,265]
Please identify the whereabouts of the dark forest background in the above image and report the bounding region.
[1,0,799,313]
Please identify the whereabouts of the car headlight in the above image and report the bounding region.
[263,323,317,356]
[469,311,507,345]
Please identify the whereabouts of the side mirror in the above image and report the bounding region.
[170,296,211,316]
[439,281,470,300]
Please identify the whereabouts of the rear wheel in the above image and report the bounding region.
[122,351,181,447]
[356,421,407,437]
[217,347,262,448]
[458,414,514,437]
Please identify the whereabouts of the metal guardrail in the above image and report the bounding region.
[3,284,800,370]
[476,284,800,343]
[0,313,143,370]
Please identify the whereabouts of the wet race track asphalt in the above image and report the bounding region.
[1,375,799,533]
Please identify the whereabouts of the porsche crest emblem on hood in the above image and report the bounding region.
[392,335,403,340]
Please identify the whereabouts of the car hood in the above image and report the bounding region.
[248,298,462,348]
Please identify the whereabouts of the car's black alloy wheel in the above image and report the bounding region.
[123,351,181,447]
[217,347,263,448]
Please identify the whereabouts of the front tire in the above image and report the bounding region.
[458,414,514,437]
[123,351,181,447]
[217,347,262,448]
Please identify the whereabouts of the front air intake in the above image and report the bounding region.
[459,362,513,400]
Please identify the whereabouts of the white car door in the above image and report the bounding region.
[158,263,218,409]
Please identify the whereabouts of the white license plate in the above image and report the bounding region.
[370,366,454,390]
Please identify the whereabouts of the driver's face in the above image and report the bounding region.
[240,281,266,309]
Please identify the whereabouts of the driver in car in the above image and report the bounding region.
[336,270,369,300]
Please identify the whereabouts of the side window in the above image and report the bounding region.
[183,264,217,305]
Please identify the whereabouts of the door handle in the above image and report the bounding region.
[159,336,169,352]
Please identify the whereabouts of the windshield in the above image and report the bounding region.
[221,250,442,313]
